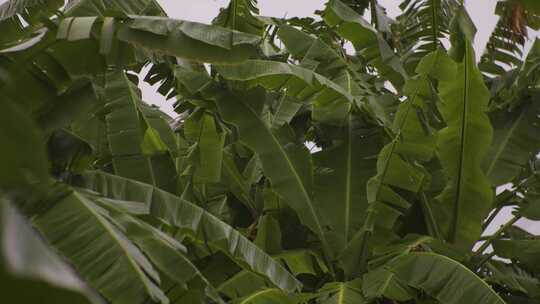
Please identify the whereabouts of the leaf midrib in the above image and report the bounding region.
[248,103,329,252]
[452,43,470,243]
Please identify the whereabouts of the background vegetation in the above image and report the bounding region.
[1,0,540,303]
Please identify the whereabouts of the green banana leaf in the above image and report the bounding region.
[434,42,494,250]
[0,200,102,304]
[313,118,380,257]
[276,24,374,97]
[104,71,177,192]
[484,103,540,186]
[80,170,302,293]
[117,16,261,63]
[386,252,505,304]
[0,98,50,195]
[235,289,298,304]
[317,279,366,304]
[91,198,223,302]
[270,95,303,129]
[65,0,166,17]
[0,0,63,46]
[0,0,62,20]
[213,0,263,36]
[486,261,540,298]
[32,189,168,304]
[218,270,271,300]
[362,268,413,302]
[216,59,354,125]
[217,91,334,266]
[493,240,540,273]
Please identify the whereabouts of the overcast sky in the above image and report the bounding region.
[162,0,499,52]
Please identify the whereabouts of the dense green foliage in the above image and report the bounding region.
[2,0,540,303]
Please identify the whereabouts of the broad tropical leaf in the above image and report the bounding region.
[0,98,50,195]
[213,0,263,36]
[338,51,447,276]
[218,270,271,300]
[0,200,101,304]
[386,252,506,304]
[484,102,540,186]
[486,261,540,298]
[2,1,539,303]
[235,289,298,304]
[90,199,222,302]
[65,0,166,17]
[276,24,375,98]
[433,41,494,250]
[493,239,540,273]
[216,59,355,124]
[362,268,413,302]
[313,118,380,257]
[32,189,168,304]
[80,170,302,293]
[104,71,177,192]
[216,91,334,266]
[317,279,366,304]
[116,16,261,63]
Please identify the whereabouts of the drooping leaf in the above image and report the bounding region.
[0,200,102,304]
[386,252,506,304]
[339,50,445,276]
[32,189,169,304]
[194,114,226,183]
[216,59,354,125]
[91,200,223,302]
[276,24,375,98]
[116,16,261,63]
[65,0,167,17]
[80,170,302,293]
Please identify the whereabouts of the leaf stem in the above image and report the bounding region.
[472,215,521,258]
[476,251,497,270]
[482,206,502,231]
[370,0,378,29]
[419,192,442,239]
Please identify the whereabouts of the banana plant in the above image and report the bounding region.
[2,0,540,303]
